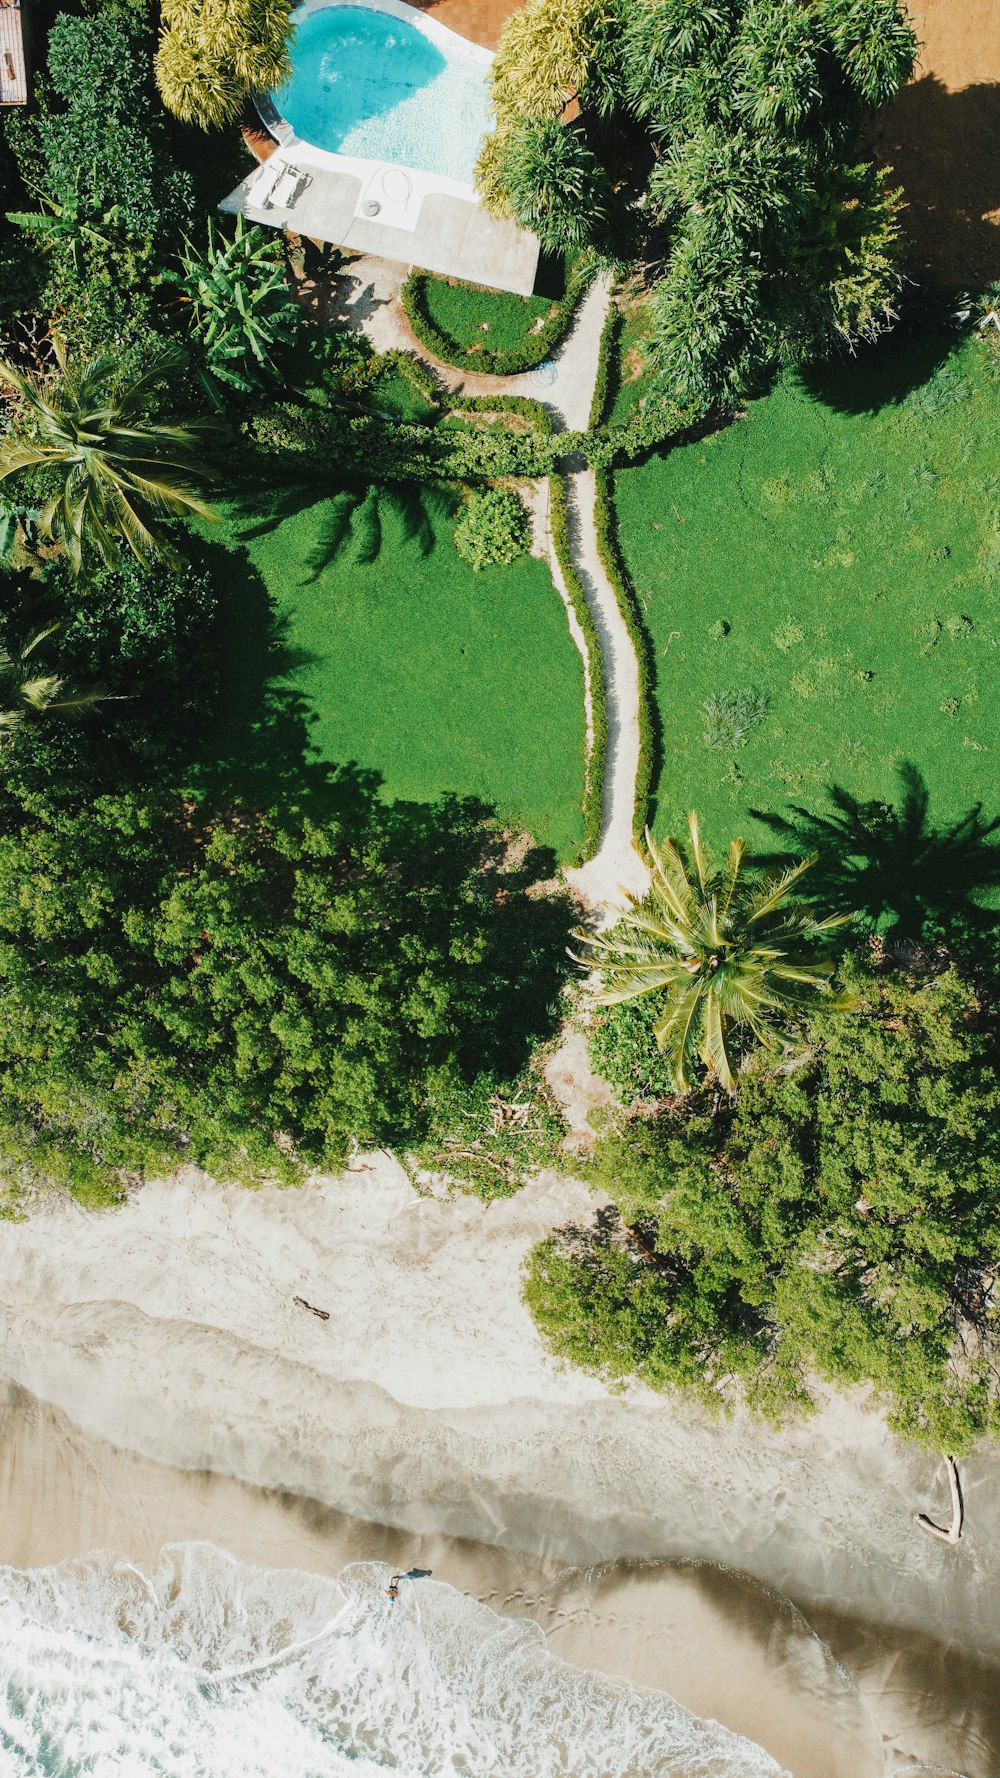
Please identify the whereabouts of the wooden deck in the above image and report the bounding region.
[0,1,26,107]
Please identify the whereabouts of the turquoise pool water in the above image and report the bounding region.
[273,3,490,184]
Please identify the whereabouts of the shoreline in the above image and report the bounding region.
[1,1157,998,1774]
[3,1379,998,1778]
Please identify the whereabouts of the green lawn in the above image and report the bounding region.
[613,333,1000,850]
[418,255,571,356]
[205,488,586,861]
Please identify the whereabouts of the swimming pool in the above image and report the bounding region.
[270,0,491,187]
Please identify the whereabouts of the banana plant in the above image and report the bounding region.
[7,175,121,274]
[169,214,301,395]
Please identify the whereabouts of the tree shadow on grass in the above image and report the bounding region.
[13,526,576,1102]
[193,536,574,1086]
[222,477,457,570]
[795,305,966,417]
[750,763,1000,946]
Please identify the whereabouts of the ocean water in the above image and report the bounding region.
[0,1543,785,1778]
[273,5,490,183]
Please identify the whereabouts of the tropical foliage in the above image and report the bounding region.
[156,0,297,131]
[481,0,917,399]
[0,769,572,1199]
[170,215,301,394]
[577,815,851,1090]
[489,0,599,124]
[4,2,194,358]
[484,120,613,253]
[0,625,106,747]
[527,957,1000,1451]
[0,340,216,575]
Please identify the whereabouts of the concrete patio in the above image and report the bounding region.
[220,154,541,297]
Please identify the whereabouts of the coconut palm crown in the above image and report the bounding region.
[0,338,216,576]
[579,814,853,1092]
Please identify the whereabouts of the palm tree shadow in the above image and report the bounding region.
[223,477,458,572]
[302,480,457,577]
[750,763,1000,941]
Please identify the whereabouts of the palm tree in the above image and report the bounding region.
[0,338,217,576]
[0,625,110,746]
[579,813,852,1092]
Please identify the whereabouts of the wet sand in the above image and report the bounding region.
[2,1380,997,1778]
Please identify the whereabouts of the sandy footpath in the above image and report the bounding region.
[0,1155,997,1671]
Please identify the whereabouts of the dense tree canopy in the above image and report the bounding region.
[0,763,571,1200]
[480,0,917,401]
[528,956,1000,1450]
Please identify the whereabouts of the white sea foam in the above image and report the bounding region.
[0,1544,786,1778]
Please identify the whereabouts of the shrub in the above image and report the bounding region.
[453,488,529,570]
[548,475,605,860]
[588,998,676,1104]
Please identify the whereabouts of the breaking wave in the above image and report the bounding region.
[0,1542,785,1777]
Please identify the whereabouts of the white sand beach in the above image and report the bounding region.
[1,1158,998,1776]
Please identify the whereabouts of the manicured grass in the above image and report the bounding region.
[363,366,437,423]
[420,274,558,356]
[206,488,586,861]
[613,333,1000,850]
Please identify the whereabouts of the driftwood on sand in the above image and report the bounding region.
[916,1456,964,1544]
[292,1295,331,1322]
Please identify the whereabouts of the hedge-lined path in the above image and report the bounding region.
[316,254,650,908]
[323,255,610,432]
[554,469,651,912]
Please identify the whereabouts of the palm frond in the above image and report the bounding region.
[746,853,818,922]
[686,809,710,893]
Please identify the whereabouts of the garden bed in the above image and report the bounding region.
[401,255,590,375]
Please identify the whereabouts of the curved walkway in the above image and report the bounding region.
[320,256,651,910]
[554,468,650,911]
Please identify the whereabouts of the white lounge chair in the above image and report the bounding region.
[258,162,312,212]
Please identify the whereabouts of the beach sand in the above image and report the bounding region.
[1,1158,998,1775]
[3,1380,998,1778]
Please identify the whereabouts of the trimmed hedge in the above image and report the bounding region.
[588,293,621,431]
[548,475,606,862]
[592,466,660,842]
[442,393,553,436]
[402,259,593,376]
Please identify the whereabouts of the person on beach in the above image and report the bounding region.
[387,1568,431,1601]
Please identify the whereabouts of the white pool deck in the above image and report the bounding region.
[219,0,541,297]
